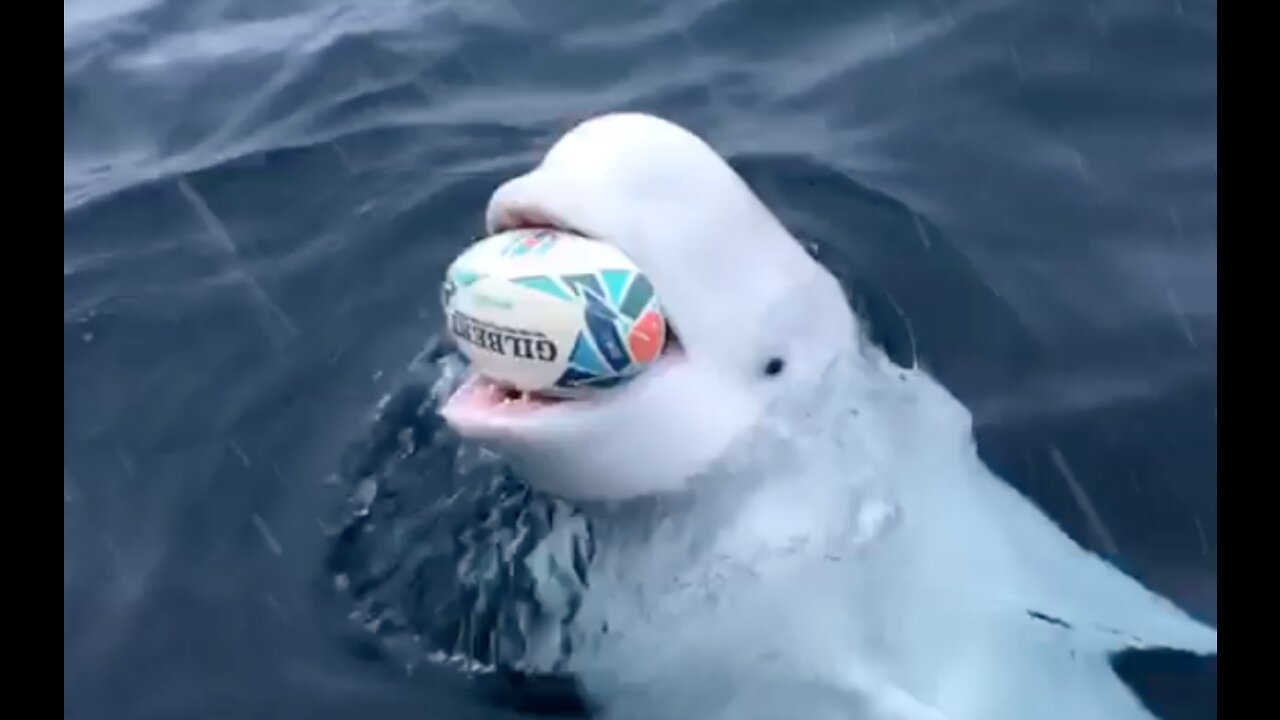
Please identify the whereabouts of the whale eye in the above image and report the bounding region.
[763,357,785,377]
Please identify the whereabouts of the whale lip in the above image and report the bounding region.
[440,346,686,435]
[487,202,593,240]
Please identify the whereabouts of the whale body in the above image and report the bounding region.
[436,112,1217,720]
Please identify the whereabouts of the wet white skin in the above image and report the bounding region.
[442,111,854,501]
[439,113,1217,720]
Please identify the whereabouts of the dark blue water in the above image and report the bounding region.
[64,0,1216,718]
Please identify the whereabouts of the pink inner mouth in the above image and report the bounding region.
[492,206,589,238]
[442,338,685,427]
[445,374,567,418]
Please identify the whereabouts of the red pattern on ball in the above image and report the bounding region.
[627,310,665,364]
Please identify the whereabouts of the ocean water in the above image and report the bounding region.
[63,0,1217,718]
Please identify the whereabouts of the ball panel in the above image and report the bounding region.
[600,269,633,305]
[499,229,560,258]
[562,273,607,303]
[510,275,575,301]
[627,310,665,364]
[618,273,654,320]
[442,228,666,394]
[584,309,631,373]
[446,275,580,391]
[567,332,609,375]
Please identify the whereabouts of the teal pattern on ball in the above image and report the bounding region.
[507,269,659,390]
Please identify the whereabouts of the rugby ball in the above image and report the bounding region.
[441,228,667,395]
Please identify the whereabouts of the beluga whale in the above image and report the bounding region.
[437,113,1217,720]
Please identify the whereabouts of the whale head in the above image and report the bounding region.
[440,113,858,501]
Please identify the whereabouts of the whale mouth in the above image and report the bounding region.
[439,204,683,432]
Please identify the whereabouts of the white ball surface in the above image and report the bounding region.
[441,229,667,395]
